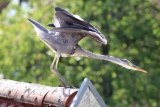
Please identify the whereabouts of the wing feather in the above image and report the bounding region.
[52,7,107,45]
[50,27,103,45]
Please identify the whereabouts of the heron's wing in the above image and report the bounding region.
[50,28,104,45]
[54,7,97,32]
[54,11,93,31]
[53,7,107,44]
[55,7,75,18]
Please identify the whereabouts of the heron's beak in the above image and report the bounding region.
[132,65,147,73]
[28,18,49,34]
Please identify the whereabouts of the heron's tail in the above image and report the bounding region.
[28,18,49,35]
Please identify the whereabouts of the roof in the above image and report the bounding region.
[0,79,77,107]
[0,78,107,107]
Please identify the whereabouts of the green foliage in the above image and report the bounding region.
[0,0,160,106]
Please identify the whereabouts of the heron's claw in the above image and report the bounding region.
[58,84,65,87]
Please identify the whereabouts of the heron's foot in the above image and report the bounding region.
[58,83,76,88]
[65,84,76,89]
[58,84,65,87]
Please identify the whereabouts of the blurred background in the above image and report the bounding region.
[0,0,160,106]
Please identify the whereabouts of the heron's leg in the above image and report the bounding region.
[54,54,75,88]
[51,55,57,68]
[50,56,66,87]
[53,68,75,88]
[50,55,74,88]
[55,55,59,69]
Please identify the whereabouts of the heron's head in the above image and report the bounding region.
[121,59,147,73]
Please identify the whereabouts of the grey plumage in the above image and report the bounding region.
[28,7,146,88]
[50,7,107,45]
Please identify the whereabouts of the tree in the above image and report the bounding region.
[0,0,160,106]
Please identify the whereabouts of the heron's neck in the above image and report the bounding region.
[74,46,125,67]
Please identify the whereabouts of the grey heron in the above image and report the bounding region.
[28,7,146,88]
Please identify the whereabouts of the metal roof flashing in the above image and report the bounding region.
[70,78,107,107]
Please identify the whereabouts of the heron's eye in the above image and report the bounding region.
[127,61,133,66]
